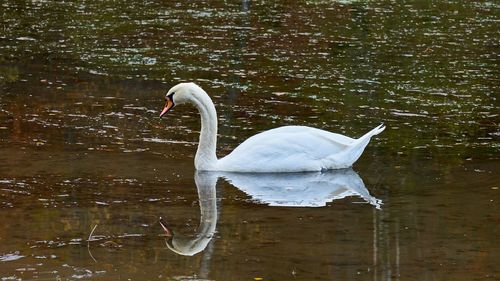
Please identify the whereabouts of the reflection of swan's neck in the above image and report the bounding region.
[167,172,218,256]
[191,89,218,170]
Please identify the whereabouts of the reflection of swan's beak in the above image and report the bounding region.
[159,217,173,237]
[159,98,174,118]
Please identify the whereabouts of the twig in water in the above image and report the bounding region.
[87,224,98,263]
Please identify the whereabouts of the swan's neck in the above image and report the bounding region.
[191,90,218,170]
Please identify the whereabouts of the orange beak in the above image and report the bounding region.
[159,98,174,118]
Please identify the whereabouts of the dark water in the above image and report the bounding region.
[0,0,499,280]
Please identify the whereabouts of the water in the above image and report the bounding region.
[0,0,498,280]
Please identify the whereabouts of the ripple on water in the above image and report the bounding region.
[142,137,197,145]
[0,252,25,262]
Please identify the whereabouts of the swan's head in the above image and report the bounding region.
[159,82,204,118]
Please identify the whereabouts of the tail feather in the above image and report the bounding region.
[365,123,385,138]
[353,123,385,145]
[338,124,385,167]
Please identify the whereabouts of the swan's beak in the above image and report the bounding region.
[159,98,174,118]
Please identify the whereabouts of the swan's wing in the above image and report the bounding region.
[217,126,355,172]
[264,126,355,146]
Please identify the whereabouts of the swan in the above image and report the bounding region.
[159,82,385,172]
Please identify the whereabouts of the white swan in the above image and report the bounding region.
[159,82,385,172]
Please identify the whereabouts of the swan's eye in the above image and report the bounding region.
[166,92,175,101]
[166,92,176,106]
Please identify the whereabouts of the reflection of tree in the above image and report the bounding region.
[0,65,20,87]
[1,0,496,157]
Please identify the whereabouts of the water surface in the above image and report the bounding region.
[0,0,498,280]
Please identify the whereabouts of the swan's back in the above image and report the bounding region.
[216,125,360,172]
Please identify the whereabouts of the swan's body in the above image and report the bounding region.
[160,82,385,172]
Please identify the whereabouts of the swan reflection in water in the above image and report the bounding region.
[160,169,381,256]
[160,172,219,257]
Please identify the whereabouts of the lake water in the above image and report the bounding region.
[0,1,498,280]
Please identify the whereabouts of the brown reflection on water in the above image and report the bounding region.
[0,100,498,280]
[1,0,499,280]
